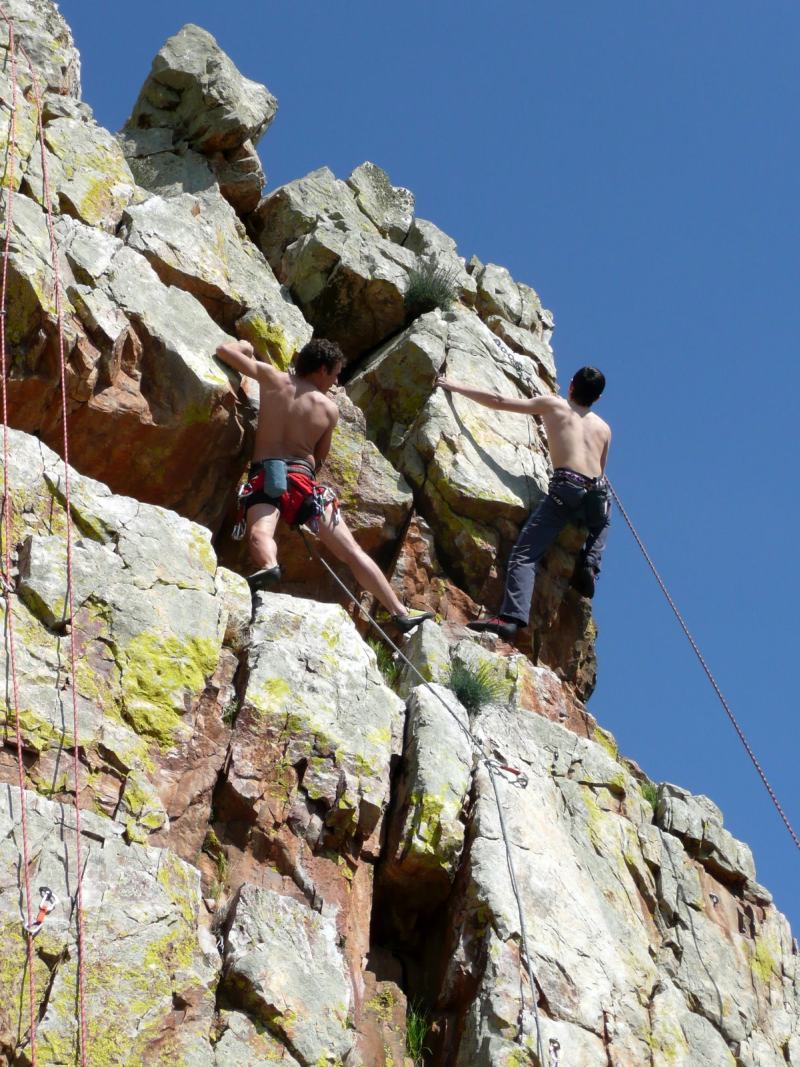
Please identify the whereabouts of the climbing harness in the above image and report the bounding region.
[0,6,90,1062]
[232,460,340,540]
[608,481,800,852]
[24,887,58,937]
[296,529,546,1065]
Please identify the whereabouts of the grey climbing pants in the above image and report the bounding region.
[500,468,611,626]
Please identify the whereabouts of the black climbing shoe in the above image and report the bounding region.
[392,610,434,634]
[571,566,596,599]
[247,565,282,592]
[467,615,519,640]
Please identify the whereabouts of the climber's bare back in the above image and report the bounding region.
[537,396,611,478]
[252,369,337,468]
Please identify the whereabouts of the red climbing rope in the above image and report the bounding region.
[608,479,800,852]
[0,11,38,1061]
[24,41,90,1064]
[0,6,90,1061]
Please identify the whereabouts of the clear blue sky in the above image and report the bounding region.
[60,1,800,928]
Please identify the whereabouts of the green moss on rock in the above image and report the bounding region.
[121,632,219,749]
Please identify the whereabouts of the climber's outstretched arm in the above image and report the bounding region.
[216,340,278,383]
[436,376,553,416]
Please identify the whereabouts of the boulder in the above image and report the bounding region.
[279,221,417,360]
[656,782,757,885]
[6,203,255,531]
[251,165,379,266]
[224,592,404,851]
[432,702,798,1065]
[120,189,311,362]
[22,117,136,231]
[125,24,276,154]
[122,23,275,217]
[468,257,556,384]
[0,0,81,99]
[221,884,356,1064]
[381,682,474,909]
[213,1010,301,1065]
[388,512,482,625]
[347,160,415,242]
[403,216,477,307]
[348,307,550,596]
[253,165,431,359]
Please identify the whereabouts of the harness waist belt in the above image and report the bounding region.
[552,467,605,487]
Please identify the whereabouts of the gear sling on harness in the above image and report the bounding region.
[232,458,340,539]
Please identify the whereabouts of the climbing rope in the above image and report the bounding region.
[0,10,38,1061]
[608,480,800,852]
[0,7,90,1061]
[297,529,546,1064]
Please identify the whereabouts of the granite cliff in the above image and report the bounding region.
[0,3,797,1064]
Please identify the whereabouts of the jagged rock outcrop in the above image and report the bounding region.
[1,4,798,1067]
[2,11,310,533]
[122,22,275,214]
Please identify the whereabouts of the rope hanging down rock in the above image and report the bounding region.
[0,5,90,1062]
[608,480,800,852]
[298,529,546,1065]
[0,10,39,1061]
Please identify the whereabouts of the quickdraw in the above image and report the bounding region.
[24,886,57,937]
[484,758,529,790]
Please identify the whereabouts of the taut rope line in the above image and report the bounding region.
[608,479,800,852]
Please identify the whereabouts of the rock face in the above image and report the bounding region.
[1,4,798,1067]
[3,12,310,534]
[348,308,595,694]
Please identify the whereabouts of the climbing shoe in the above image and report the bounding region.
[467,615,519,640]
[391,610,434,634]
[247,565,282,592]
[571,566,596,599]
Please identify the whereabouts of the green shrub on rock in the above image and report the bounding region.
[405,260,460,318]
[448,661,505,714]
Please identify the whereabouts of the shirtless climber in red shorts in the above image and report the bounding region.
[216,337,432,633]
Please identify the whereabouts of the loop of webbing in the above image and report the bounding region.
[295,528,545,1063]
[608,479,800,852]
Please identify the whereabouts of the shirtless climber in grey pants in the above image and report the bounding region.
[436,366,612,640]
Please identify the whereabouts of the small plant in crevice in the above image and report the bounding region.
[405,999,432,1066]
[368,637,401,689]
[201,828,230,899]
[405,259,460,319]
[221,697,239,726]
[448,661,506,714]
[641,779,659,812]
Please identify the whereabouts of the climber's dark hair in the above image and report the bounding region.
[294,338,344,378]
[569,366,605,407]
